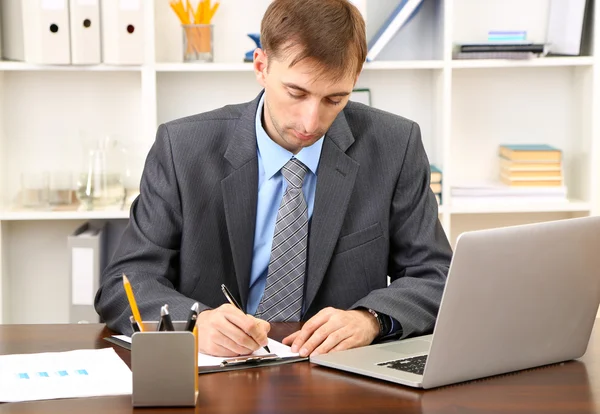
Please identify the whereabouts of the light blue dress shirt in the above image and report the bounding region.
[246,95,324,315]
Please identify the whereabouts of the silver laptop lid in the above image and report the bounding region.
[422,216,600,388]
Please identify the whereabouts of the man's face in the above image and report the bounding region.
[254,48,358,154]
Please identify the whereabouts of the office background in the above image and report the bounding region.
[0,0,597,324]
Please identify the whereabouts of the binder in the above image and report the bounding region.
[366,0,424,62]
[0,0,71,64]
[68,222,106,323]
[100,0,145,65]
[546,0,588,56]
[350,88,371,106]
[69,0,101,64]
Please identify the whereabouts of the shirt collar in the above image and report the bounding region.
[255,94,324,180]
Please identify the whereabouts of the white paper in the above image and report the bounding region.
[0,348,132,403]
[71,247,94,306]
[42,0,66,9]
[197,338,300,367]
[77,0,98,5]
[112,336,300,367]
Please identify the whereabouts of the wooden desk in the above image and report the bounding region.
[1,322,599,414]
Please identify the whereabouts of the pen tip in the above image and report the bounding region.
[122,274,129,284]
[192,302,200,312]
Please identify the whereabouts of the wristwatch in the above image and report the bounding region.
[367,308,390,338]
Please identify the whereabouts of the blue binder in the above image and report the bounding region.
[367,0,424,61]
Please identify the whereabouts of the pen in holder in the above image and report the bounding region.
[131,321,198,407]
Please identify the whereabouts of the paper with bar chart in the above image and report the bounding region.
[0,348,132,402]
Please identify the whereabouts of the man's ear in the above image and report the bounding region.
[254,48,268,87]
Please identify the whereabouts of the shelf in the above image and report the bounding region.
[0,61,143,72]
[155,62,254,72]
[2,58,588,72]
[364,60,444,70]
[0,209,130,221]
[452,56,594,69]
[448,200,591,214]
[154,60,445,72]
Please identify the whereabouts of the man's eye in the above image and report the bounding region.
[328,99,342,106]
[288,93,304,99]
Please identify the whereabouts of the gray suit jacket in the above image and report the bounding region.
[95,92,452,336]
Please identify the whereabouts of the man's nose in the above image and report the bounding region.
[301,101,320,134]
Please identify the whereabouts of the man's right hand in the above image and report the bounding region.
[196,304,270,357]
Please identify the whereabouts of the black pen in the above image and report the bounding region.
[185,302,200,332]
[160,304,175,331]
[221,284,271,353]
[130,315,140,332]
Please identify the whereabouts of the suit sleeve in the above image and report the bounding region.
[351,121,452,338]
[94,124,209,334]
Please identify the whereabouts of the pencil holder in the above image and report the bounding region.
[131,321,199,407]
[182,24,213,62]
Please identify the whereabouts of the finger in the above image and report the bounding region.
[326,337,357,354]
[219,314,264,351]
[212,327,256,355]
[297,322,338,357]
[311,327,352,356]
[282,330,301,346]
[198,340,242,357]
[291,309,334,352]
[246,316,270,347]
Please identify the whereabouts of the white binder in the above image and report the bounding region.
[100,0,144,65]
[0,0,71,64]
[546,0,588,56]
[69,0,101,64]
[68,222,106,323]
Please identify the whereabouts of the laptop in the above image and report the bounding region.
[310,216,600,389]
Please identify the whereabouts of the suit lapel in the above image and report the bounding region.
[304,112,359,315]
[221,94,262,311]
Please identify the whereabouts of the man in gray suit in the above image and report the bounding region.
[95,0,452,358]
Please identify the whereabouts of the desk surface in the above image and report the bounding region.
[0,322,599,414]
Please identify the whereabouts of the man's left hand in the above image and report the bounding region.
[282,307,379,357]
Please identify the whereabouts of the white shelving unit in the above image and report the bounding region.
[0,0,598,324]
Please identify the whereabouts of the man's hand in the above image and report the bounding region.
[196,304,270,357]
[282,307,379,357]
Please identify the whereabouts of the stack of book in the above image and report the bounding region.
[450,144,568,206]
[430,165,442,205]
[498,144,563,187]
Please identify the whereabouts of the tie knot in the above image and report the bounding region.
[282,158,308,189]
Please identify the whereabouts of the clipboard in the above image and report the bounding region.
[103,336,308,374]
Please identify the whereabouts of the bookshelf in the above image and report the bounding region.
[0,0,598,324]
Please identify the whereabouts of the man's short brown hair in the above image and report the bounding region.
[260,0,367,81]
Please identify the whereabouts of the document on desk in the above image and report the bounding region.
[108,335,308,372]
[0,348,132,402]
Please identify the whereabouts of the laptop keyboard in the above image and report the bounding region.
[377,354,428,375]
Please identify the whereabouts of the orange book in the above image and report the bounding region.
[500,168,563,179]
[500,175,563,187]
[499,157,562,171]
[499,144,561,162]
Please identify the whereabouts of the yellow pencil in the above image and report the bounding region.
[122,274,145,332]
[207,2,219,23]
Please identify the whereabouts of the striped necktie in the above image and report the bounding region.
[255,158,309,322]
